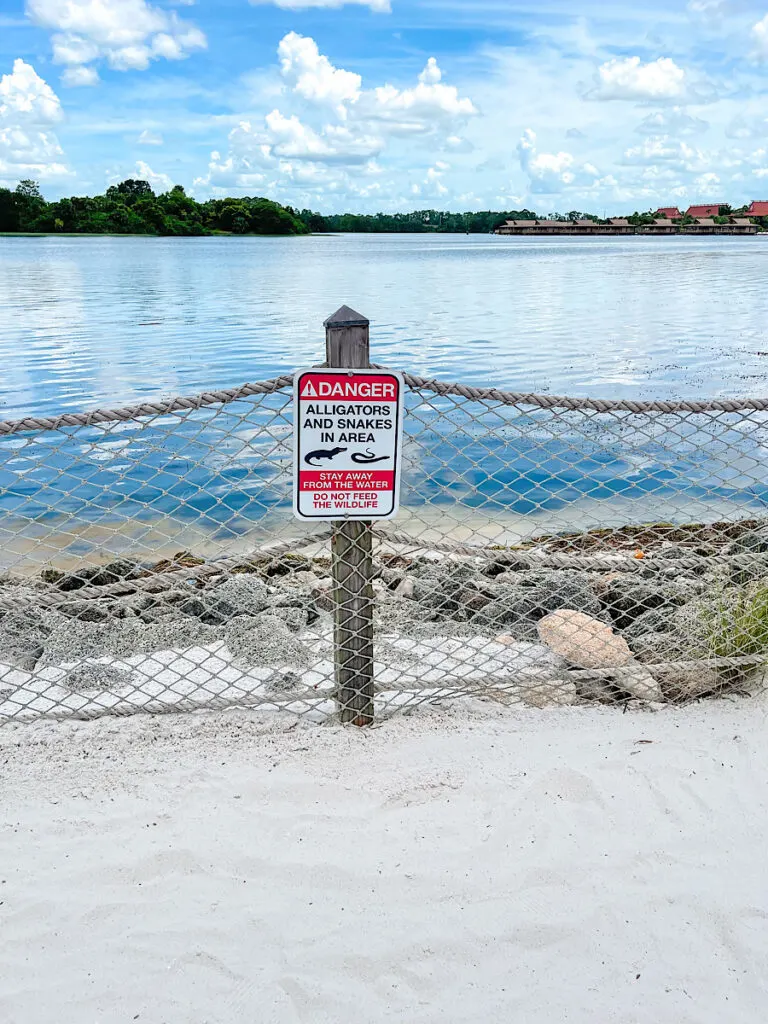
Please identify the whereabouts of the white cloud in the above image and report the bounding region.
[636,107,708,136]
[114,160,173,192]
[0,58,63,123]
[250,0,390,9]
[752,15,768,60]
[623,135,702,168]
[278,32,361,119]
[61,65,99,87]
[25,0,206,81]
[138,129,163,145]
[365,58,478,133]
[0,60,70,184]
[265,109,382,162]
[517,128,579,192]
[589,56,687,101]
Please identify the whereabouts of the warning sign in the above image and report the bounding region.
[293,368,404,520]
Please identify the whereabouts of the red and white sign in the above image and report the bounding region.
[293,368,404,520]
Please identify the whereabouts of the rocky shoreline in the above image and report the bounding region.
[2,519,768,718]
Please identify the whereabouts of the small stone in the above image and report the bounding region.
[609,664,663,702]
[394,577,415,599]
[62,663,133,692]
[311,583,334,613]
[538,610,633,669]
[496,634,517,646]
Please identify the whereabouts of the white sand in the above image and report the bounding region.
[2,700,767,1024]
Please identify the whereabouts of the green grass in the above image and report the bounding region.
[702,583,768,659]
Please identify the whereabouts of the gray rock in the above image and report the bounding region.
[59,600,112,623]
[224,614,310,669]
[62,662,134,692]
[0,606,59,670]
[107,619,218,658]
[394,577,415,599]
[199,576,272,624]
[629,630,707,665]
[724,528,768,555]
[55,559,142,592]
[272,605,310,633]
[40,621,116,667]
[265,670,304,697]
[413,562,489,615]
[598,576,674,628]
[622,607,676,640]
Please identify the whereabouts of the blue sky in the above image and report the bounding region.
[2,0,768,213]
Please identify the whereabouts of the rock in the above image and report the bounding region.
[724,528,768,555]
[598,576,673,629]
[224,614,310,670]
[538,610,633,669]
[629,630,706,665]
[494,570,602,618]
[627,630,719,701]
[609,664,662,702]
[311,583,334,613]
[413,562,487,615]
[107,619,218,657]
[472,592,541,640]
[622,607,676,640]
[59,600,111,623]
[265,670,303,697]
[394,577,415,599]
[0,606,59,670]
[272,605,310,633]
[55,559,142,592]
[62,662,133,692]
[199,576,271,624]
[39,621,116,667]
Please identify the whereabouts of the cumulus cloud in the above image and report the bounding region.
[588,56,687,101]
[114,160,173,192]
[364,58,478,133]
[622,135,704,169]
[636,107,708,136]
[25,0,206,81]
[250,0,390,9]
[411,160,449,198]
[0,59,70,183]
[265,109,382,162]
[61,65,99,86]
[196,35,477,207]
[278,32,361,119]
[517,128,577,192]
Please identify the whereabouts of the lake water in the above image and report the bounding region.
[1,233,768,568]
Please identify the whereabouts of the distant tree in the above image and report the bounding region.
[15,180,43,200]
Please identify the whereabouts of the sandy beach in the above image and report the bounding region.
[2,699,767,1023]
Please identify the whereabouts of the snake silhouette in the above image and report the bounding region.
[351,449,390,465]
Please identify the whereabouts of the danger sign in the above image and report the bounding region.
[293,368,404,520]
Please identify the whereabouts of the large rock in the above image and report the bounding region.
[0,606,61,670]
[224,614,310,670]
[538,610,633,669]
[54,559,142,592]
[413,562,488,617]
[597,576,677,629]
[622,607,676,640]
[200,576,271,624]
[628,630,720,701]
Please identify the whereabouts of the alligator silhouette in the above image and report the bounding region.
[304,447,347,467]
[351,449,391,465]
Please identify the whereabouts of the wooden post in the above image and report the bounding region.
[325,305,375,726]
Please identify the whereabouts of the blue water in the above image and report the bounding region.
[1,233,767,566]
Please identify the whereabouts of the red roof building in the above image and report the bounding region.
[656,207,682,219]
[746,201,768,217]
[686,204,724,218]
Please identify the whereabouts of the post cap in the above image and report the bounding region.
[324,305,369,328]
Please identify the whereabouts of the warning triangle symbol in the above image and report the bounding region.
[301,380,318,398]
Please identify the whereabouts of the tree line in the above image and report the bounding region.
[0,180,309,236]
[2,181,766,236]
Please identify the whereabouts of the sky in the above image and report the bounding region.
[2,0,768,213]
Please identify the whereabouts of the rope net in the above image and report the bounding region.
[0,374,766,724]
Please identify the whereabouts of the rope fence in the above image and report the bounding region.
[1,310,767,726]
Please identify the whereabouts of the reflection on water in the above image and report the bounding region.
[1,233,768,567]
